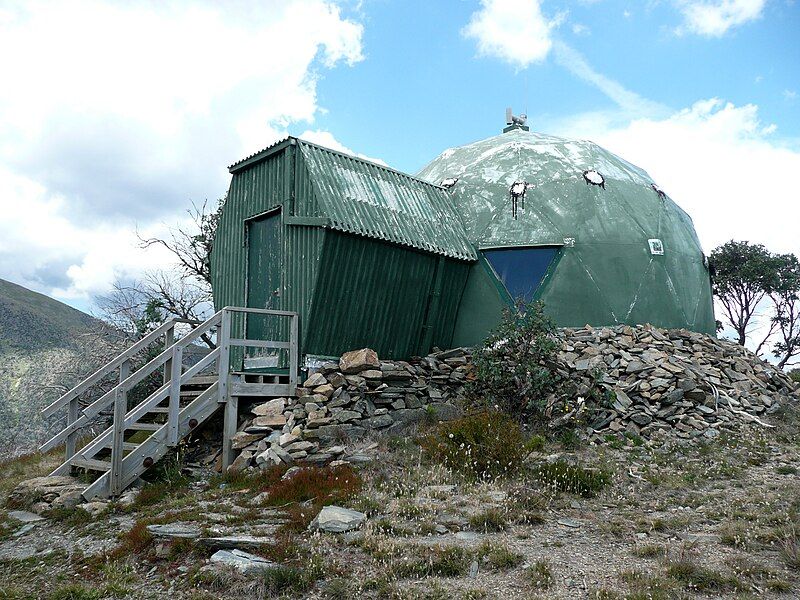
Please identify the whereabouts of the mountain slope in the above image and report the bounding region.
[0,279,104,456]
[0,278,98,353]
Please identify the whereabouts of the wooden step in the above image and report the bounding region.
[127,422,161,432]
[71,457,111,471]
[97,441,138,452]
[184,375,217,387]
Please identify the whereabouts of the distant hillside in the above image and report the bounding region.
[0,279,105,457]
[0,278,98,353]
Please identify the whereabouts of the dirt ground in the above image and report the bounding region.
[0,417,798,600]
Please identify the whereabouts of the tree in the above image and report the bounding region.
[710,241,778,347]
[769,253,800,369]
[98,197,226,349]
[96,270,215,348]
[139,198,224,288]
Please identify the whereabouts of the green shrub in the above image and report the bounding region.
[471,300,558,419]
[530,460,611,498]
[420,412,532,481]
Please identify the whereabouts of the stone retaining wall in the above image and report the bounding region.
[228,325,800,471]
[228,348,468,470]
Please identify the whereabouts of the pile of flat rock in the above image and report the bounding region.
[555,324,799,441]
[228,347,465,471]
[227,326,800,470]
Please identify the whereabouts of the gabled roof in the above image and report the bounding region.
[298,141,476,261]
[228,136,476,261]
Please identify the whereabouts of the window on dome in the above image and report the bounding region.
[483,247,559,301]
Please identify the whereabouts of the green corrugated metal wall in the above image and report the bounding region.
[304,231,468,358]
[211,138,474,362]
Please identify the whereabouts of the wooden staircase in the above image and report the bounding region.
[41,307,298,501]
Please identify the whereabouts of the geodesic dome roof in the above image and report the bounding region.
[417,128,716,334]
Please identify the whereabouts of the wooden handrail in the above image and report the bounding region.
[222,306,298,317]
[40,312,223,452]
[43,306,300,485]
[53,347,222,471]
[42,320,177,418]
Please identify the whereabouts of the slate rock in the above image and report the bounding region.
[340,348,380,374]
[309,505,366,533]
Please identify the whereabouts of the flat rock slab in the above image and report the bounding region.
[146,523,202,539]
[557,518,581,528]
[309,505,366,533]
[13,523,39,537]
[8,511,45,523]
[454,531,481,542]
[9,476,86,510]
[210,549,278,574]
[199,536,274,550]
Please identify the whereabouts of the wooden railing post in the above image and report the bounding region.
[218,309,232,404]
[65,397,79,466]
[163,322,175,386]
[109,358,130,497]
[219,309,235,471]
[289,314,299,395]
[167,345,182,447]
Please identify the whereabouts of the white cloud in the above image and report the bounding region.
[462,0,564,69]
[297,130,388,166]
[571,23,590,35]
[0,0,364,304]
[674,0,766,36]
[784,89,798,101]
[551,98,800,257]
[552,42,669,118]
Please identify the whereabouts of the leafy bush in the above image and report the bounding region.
[789,368,800,383]
[420,412,534,481]
[471,300,558,420]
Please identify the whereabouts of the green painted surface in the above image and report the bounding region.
[211,138,473,361]
[305,231,468,358]
[418,128,716,336]
[298,141,476,261]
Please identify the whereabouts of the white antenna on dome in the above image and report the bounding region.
[504,107,529,133]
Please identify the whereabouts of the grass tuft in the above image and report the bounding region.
[666,558,743,592]
[530,460,610,498]
[468,508,508,533]
[525,559,554,590]
[420,412,533,481]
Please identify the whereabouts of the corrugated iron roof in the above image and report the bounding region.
[298,140,477,261]
[228,137,293,173]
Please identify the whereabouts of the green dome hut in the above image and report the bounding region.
[417,127,716,346]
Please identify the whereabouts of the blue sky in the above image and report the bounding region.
[0,0,797,317]
[303,0,799,172]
